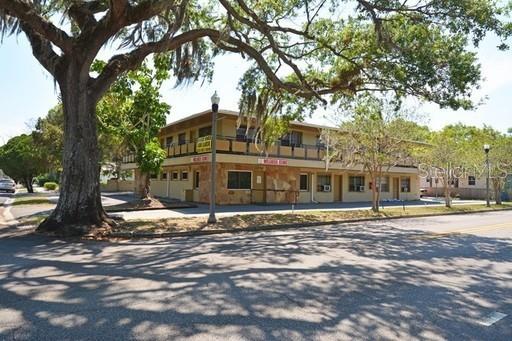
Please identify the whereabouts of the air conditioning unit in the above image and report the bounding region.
[359,186,365,192]
[323,185,331,192]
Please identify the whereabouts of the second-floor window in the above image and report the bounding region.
[236,125,256,142]
[165,136,173,147]
[198,126,212,138]
[178,133,186,145]
[281,131,302,147]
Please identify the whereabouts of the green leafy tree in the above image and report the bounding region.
[475,127,512,205]
[0,134,46,193]
[325,94,429,212]
[32,104,64,171]
[0,1,509,235]
[95,59,170,199]
[422,124,485,207]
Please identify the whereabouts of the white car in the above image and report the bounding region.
[0,179,16,193]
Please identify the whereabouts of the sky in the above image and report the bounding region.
[0,32,511,145]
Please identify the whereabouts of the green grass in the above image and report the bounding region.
[114,203,512,235]
[12,197,52,206]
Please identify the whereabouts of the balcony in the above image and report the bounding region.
[122,135,328,164]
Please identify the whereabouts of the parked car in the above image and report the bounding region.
[420,188,428,197]
[0,179,16,193]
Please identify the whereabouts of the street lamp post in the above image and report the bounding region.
[208,91,220,224]
[484,144,490,207]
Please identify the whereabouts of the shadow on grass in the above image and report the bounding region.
[0,217,511,340]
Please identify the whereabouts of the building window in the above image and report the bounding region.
[281,131,303,147]
[300,174,309,191]
[194,171,200,189]
[227,171,251,189]
[178,133,186,145]
[349,176,365,192]
[161,172,168,180]
[377,176,389,192]
[236,125,256,142]
[150,173,158,180]
[165,136,173,147]
[468,176,476,186]
[198,126,212,138]
[401,177,411,192]
[317,174,331,192]
[172,171,179,180]
[181,171,188,181]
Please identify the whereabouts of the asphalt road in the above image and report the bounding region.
[0,211,511,340]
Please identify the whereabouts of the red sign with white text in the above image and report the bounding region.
[257,158,288,166]
[191,155,209,163]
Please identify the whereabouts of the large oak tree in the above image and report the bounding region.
[0,0,509,235]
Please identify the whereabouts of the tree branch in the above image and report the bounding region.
[21,23,63,78]
[0,0,72,53]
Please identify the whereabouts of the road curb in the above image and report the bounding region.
[108,207,512,239]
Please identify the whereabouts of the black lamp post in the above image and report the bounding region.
[484,144,490,207]
[208,91,220,224]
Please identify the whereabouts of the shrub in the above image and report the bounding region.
[36,174,59,187]
[43,182,58,191]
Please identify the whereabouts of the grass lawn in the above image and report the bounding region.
[12,197,52,206]
[114,203,512,235]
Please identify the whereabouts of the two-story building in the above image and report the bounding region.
[120,109,420,204]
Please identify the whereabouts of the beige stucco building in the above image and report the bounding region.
[119,110,420,204]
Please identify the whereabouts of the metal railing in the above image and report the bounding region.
[151,135,330,162]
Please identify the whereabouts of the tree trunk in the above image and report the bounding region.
[135,171,151,199]
[444,181,452,208]
[493,179,502,205]
[25,177,34,193]
[37,62,112,236]
[371,176,379,212]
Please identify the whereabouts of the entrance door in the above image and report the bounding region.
[393,177,400,199]
[333,175,343,202]
[252,170,265,203]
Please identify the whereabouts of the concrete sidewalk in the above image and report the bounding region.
[111,198,488,221]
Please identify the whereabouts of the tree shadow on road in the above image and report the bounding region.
[0,220,511,340]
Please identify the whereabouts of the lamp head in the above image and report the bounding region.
[484,144,490,153]
[211,91,220,105]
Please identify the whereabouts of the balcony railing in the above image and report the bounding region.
[122,135,329,164]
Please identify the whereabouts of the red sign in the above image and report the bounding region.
[257,158,288,166]
[191,155,209,163]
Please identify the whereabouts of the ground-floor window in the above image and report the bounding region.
[227,171,251,189]
[468,175,476,186]
[150,172,158,180]
[161,172,168,180]
[300,174,309,191]
[377,176,389,192]
[317,174,331,192]
[194,171,200,189]
[401,177,411,192]
[349,176,365,192]
[181,171,188,181]
[172,171,179,180]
